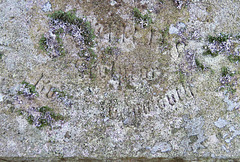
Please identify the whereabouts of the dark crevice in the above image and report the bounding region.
[176,88,183,101]
[166,95,174,106]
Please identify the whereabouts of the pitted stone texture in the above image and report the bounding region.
[151,142,172,153]
[214,118,228,128]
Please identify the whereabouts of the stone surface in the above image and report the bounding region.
[42,2,52,12]
[0,0,240,160]
[214,118,228,128]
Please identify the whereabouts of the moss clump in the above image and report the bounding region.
[221,66,228,77]
[159,26,172,51]
[39,106,53,114]
[52,88,73,99]
[19,81,39,97]
[88,48,97,59]
[56,28,64,34]
[0,52,3,59]
[228,55,240,63]
[227,87,236,94]
[105,46,116,55]
[221,66,235,77]
[17,110,24,115]
[39,34,48,51]
[54,31,65,56]
[220,67,237,94]
[202,48,218,57]
[90,72,96,80]
[208,33,229,43]
[38,118,49,128]
[27,114,34,125]
[195,59,204,70]
[48,10,95,46]
[39,106,64,121]
[133,8,152,28]
[17,106,64,129]
[126,83,135,89]
[179,70,185,84]
[47,10,96,76]
[35,106,64,128]
[49,10,80,25]
[52,89,66,98]
[50,112,64,121]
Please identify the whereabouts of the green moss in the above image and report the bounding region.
[28,85,37,95]
[17,109,24,116]
[39,106,64,121]
[0,52,3,59]
[104,68,110,75]
[159,26,171,49]
[228,87,236,94]
[208,33,229,43]
[19,81,39,97]
[221,83,236,94]
[38,118,49,128]
[221,66,228,77]
[202,48,218,57]
[39,34,48,51]
[87,48,97,69]
[37,106,64,128]
[50,112,64,121]
[221,66,235,77]
[105,46,116,55]
[90,71,96,81]
[179,70,185,84]
[126,83,135,89]
[54,32,66,56]
[220,67,236,94]
[39,106,53,114]
[27,114,34,125]
[228,55,240,63]
[49,10,80,25]
[17,91,24,95]
[53,89,65,97]
[52,88,73,98]
[17,106,64,129]
[88,48,97,58]
[195,58,204,70]
[49,10,95,46]
[133,8,152,28]
[56,33,61,43]
[56,28,64,34]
